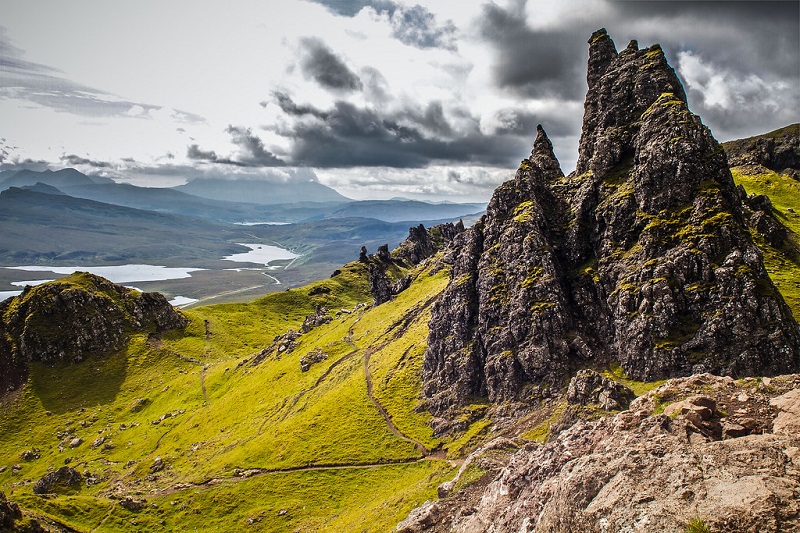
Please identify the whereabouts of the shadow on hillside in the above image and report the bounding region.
[29,349,127,414]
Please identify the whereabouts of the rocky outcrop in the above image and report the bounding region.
[401,373,800,532]
[393,222,466,266]
[366,222,466,306]
[0,492,22,529]
[300,347,329,372]
[723,124,800,178]
[0,272,187,393]
[301,306,332,333]
[423,29,800,421]
[33,466,83,495]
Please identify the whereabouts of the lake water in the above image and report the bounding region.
[5,264,202,283]
[0,243,298,304]
[0,264,203,303]
[168,296,199,307]
[223,243,299,266]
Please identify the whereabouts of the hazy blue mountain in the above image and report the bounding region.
[0,168,114,190]
[0,186,246,265]
[61,182,275,222]
[175,177,350,204]
[19,182,68,195]
[320,199,485,223]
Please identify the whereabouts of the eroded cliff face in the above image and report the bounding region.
[423,29,800,423]
[0,272,187,393]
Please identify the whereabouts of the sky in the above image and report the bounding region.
[0,0,797,202]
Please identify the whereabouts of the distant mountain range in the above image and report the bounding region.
[175,177,349,204]
[0,169,485,224]
[0,170,485,298]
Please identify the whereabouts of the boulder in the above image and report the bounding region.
[566,370,635,410]
[33,466,82,494]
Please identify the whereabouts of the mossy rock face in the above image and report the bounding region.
[423,30,800,418]
[0,272,187,391]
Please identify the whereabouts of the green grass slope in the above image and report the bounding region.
[732,166,800,317]
[0,258,463,532]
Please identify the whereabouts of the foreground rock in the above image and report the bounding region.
[0,492,22,528]
[399,373,800,532]
[423,29,800,425]
[0,272,187,393]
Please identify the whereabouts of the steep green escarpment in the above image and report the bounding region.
[0,272,187,393]
[423,29,800,425]
[723,123,800,179]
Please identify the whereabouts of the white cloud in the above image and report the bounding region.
[677,50,797,140]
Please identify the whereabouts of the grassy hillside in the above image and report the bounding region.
[732,166,800,317]
[0,258,468,531]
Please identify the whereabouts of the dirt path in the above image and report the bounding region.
[90,502,117,533]
[363,347,429,455]
[156,457,431,496]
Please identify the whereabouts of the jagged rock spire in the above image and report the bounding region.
[531,124,554,159]
[586,28,617,90]
[528,124,563,176]
[577,29,687,177]
[422,29,800,428]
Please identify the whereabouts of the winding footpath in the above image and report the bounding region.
[153,296,449,498]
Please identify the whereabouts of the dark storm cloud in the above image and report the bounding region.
[473,1,798,141]
[59,154,112,168]
[187,144,226,163]
[269,91,552,168]
[492,108,578,138]
[305,0,456,50]
[300,37,363,91]
[187,127,285,167]
[298,38,363,92]
[476,2,587,100]
[225,125,285,166]
[0,26,204,121]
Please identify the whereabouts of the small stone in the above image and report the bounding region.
[722,421,748,439]
[69,437,82,448]
[20,449,40,461]
[120,497,146,512]
[150,456,164,473]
